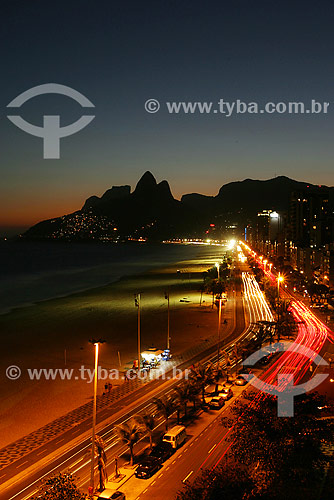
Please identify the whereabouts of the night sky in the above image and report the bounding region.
[1,0,334,234]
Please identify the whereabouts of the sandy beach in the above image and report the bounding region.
[0,244,229,448]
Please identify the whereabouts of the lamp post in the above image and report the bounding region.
[277,274,284,336]
[164,290,170,351]
[134,294,141,370]
[217,298,222,367]
[215,262,220,280]
[89,339,105,493]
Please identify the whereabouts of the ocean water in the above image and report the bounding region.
[0,241,200,314]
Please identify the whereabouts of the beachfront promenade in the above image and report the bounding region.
[0,265,250,500]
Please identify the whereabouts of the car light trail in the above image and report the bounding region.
[242,272,274,323]
[212,242,334,468]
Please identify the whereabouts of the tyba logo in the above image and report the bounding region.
[241,341,328,416]
[7,83,95,159]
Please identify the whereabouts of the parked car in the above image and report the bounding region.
[205,383,224,395]
[219,388,233,400]
[135,456,161,479]
[258,353,274,366]
[97,489,125,500]
[235,375,247,386]
[162,425,186,449]
[209,396,225,409]
[149,442,173,464]
[239,368,254,380]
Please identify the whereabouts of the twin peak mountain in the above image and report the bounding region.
[25,171,330,240]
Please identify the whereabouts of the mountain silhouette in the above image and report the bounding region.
[24,173,333,241]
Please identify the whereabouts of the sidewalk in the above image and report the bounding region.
[0,297,236,470]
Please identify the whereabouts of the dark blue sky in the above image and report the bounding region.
[1,0,334,233]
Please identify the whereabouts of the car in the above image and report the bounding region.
[219,388,233,400]
[235,375,247,386]
[149,442,173,463]
[239,368,254,379]
[135,456,161,479]
[97,489,125,500]
[258,353,275,365]
[209,396,225,409]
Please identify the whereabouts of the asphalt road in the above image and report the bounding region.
[134,383,250,500]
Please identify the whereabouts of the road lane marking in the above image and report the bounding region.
[36,449,47,456]
[69,457,83,468]
[183,470,193,483]
[208,444,217,454]
[15,460,29,469]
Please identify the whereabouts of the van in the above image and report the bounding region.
[162,425,186,449]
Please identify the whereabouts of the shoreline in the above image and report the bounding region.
[0,242,202,316]
[0,244,227,448]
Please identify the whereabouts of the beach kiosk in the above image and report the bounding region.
[141,347,164,368]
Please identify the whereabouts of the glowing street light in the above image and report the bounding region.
[277,273,284,292]
[217,298,223,366]
[89,338,105,493]
[134,294,141,370]
[164,290,170,351]
[215,262,220,280]
[277,273,284,332]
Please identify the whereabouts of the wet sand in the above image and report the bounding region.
[0,244,227,448]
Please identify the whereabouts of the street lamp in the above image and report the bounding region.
[217,298,222,367]
[277,273,284,296]
[277,273,284,329]
[134,294,141,370]
[89,338,105,493]
[215,262,220,280]
[164,290,170,351]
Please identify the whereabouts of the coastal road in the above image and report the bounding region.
[1,262,253,500]
[133,384,251,500]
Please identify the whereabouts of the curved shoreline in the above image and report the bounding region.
[0,243,226,448]
[0,243,200,315]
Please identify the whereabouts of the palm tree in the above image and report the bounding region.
[276,299,296,341]
[189,362,214,404]
[116,420,142,466]
[173,384,191,420]
[188,382,201,410]
[154,396,175,430]
[253,322,272,349]
[94,434,108,492]
[135,411,155,451]
[212,363,224,393]
[204,278,226,308]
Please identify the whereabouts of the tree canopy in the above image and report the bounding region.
[31,472,86,500]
